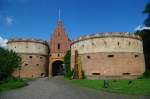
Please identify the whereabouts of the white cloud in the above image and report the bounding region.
[134,25,142,31]
[135,25,150,31]
[5,16,14,25]
[0,36,8,47]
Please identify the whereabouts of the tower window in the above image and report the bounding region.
[87,56,91,59]
[29,56,32,58]
[108,55,114,58]
[123,73,130,75]
[58,43,60,49]
[92,73,100,75]
[117,42,120,46]
[135,55,139,58]
[24,64,28,66]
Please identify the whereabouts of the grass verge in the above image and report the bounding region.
[67,78,150,96]
[0,79,27,92]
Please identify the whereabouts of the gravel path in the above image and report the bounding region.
[0,76,149,99]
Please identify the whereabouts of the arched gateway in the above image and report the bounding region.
[48,20,71,76]
[52,60,64,76]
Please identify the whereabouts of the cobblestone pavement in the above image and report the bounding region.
[0,76,150,99]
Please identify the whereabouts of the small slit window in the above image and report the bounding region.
[36,64,39,66]
[117,42,120,46]
[87,56,91,59]
[135,55,139,58]
[123,73,130,75]
[40,57,42,59]
[108,55,114,58]
[58,54,60,57]
[24,64,28,66]
[58,43,60,49]
[92,73,100,75]
[29,56,32,58]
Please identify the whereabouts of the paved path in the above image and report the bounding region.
[0,76,149,99]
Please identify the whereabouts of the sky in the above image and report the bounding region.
[0,0,149,45]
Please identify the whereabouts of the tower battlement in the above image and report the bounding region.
[7,38,48,45]
[75,32,141,42]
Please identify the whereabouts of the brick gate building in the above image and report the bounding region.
[48,20,71,76]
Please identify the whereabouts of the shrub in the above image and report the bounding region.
[0,47,21,81]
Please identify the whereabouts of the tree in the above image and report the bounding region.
[64,50,72,78]
[143,2,150,27]
[135,2,150,71]
[0,47,21,81]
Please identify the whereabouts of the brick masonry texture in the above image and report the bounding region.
[71,34,145,79]
[13,54,49,78]
[48,21,71,76]
[7,39,49,78]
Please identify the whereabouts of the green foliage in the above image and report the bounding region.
[135,30,150,72]
[64,50,72,78]
[0,47,21,81]
[135,2,150,73]
[69,79,150,95]
[143,2,150,26]
[0,78,27,92]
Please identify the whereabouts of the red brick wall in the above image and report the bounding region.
[13,54,49,78]
[71,52,145,79]
[49,21,71,53]
[48,21,71,76]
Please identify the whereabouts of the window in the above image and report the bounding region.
[87,56,91,59]
[41,73,44,77]
[92,73,100,75]
[117,42,120,46]
[24,64,28,66]
[58,43,60,49]
[129,42,131,46]
[108,55,114,58]
[135,55,139,58]
[36,64,39,66]
[58,54,60,57]
[40,57,42,59]
[29,56,32,58]
[123,73,130,75]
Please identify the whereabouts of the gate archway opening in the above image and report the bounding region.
[52,60,64,76]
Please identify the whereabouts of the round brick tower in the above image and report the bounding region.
[71,33,145,79]
[7,38,49,78]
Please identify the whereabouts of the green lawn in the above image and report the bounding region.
[0,80,27,92]
[68,78,150,96]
